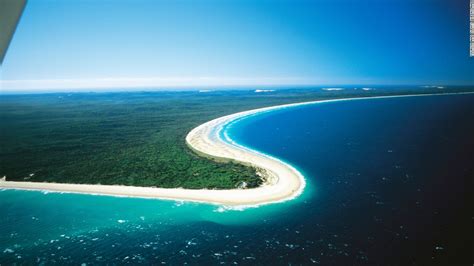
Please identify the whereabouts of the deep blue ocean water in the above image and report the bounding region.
[1,94,473,265]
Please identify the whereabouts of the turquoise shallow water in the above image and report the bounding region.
[0,189,308,264]
[1,93,473,265]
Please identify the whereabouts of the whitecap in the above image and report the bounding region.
[3,248,14,253]
[322,87,344,91]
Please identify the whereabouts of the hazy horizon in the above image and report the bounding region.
[2,83,472,94]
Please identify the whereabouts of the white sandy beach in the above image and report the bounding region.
[1,92,471,206]
[0,100,308,206]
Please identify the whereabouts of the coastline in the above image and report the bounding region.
[1,92,472,206]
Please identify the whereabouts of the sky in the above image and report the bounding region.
[0,0,473,91]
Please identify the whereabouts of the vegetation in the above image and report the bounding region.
[0,87,471,189]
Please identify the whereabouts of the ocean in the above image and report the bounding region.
[1,93,472,265]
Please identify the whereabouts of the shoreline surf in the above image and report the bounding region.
[1,92,472,206]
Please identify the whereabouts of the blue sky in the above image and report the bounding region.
[1,0,473,91]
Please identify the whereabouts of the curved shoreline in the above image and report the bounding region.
[1,92,472,206]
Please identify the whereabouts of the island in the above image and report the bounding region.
[1,88,472,206]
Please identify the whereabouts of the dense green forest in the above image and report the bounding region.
[0,87,471,189]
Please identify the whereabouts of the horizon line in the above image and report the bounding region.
[1,85,473,96]
[1,77,472,92]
